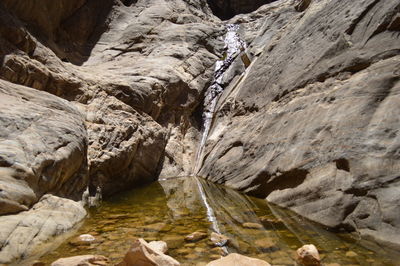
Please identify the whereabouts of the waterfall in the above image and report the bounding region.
[194,24,246,175]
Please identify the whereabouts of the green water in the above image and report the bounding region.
[39,177,399,265]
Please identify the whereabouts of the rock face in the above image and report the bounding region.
[1,0,400,260]
[0,0,222,263]
[0,195,87,264]
[198,0,400,249]
[0,80,88,215]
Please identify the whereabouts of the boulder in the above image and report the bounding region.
[148,241,168,253]
[296,244,321,266]
[118,238,180,266]
[206,253,271,266]
[0,195,87,265]
[51,255,109,266]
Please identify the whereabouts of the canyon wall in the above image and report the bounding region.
[0,0,400,263]
[199,0,400,250]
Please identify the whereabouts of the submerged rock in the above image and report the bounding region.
[118,238,180,266]
[210,232,230,247]
[185,231,208,242]
[242,222,263,229]
[51,255,109,266]
[296,244,321,266]
[206,253,271,266]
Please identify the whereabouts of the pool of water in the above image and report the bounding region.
[39,177,399,265]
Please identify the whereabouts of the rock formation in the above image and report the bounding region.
[0,0,399,263]
[199,0,400,249]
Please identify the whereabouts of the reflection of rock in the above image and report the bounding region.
[296,244,321,266]
[118,238,180,266]
[206,253,271,266]
[185,231,208,242]
[0,195,86,264]
[51,255,109,266]
[210,232,230,247]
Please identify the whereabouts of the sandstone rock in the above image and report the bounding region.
[51,255,109,266]
[0,195,87,265]
[210,232,230,247]
[242,222,263,229]
[185,231,208,242]
[0,80,88,215]
[206,253,271,266]
[118,238,180,266]
[296,244,321,266]
[148,241,168,253]
[199,0,400,249]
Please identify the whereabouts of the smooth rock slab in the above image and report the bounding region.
[51,255,109,266]
[206,253,271,266]
[0,195,87,265]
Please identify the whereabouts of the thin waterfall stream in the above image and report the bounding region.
[194,24,246,175]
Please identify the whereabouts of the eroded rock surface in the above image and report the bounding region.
[199,0,400,248]
[0,195,86,264]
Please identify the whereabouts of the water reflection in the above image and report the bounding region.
[38,177,399,265]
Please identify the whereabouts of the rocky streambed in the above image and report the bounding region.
[33,177,399,265]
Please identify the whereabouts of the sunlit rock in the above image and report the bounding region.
[296,244,321,266]
[206,253,271,266]
[118,238,180,266]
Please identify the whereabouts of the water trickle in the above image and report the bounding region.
[194,24,246,174]
[194,177,228,253]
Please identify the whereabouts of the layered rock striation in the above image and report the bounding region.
[0,0,400,262]
[199,0,400,249]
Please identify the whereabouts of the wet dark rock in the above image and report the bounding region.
[206,0,278,20]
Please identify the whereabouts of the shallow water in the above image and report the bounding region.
[40,177,399,265]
